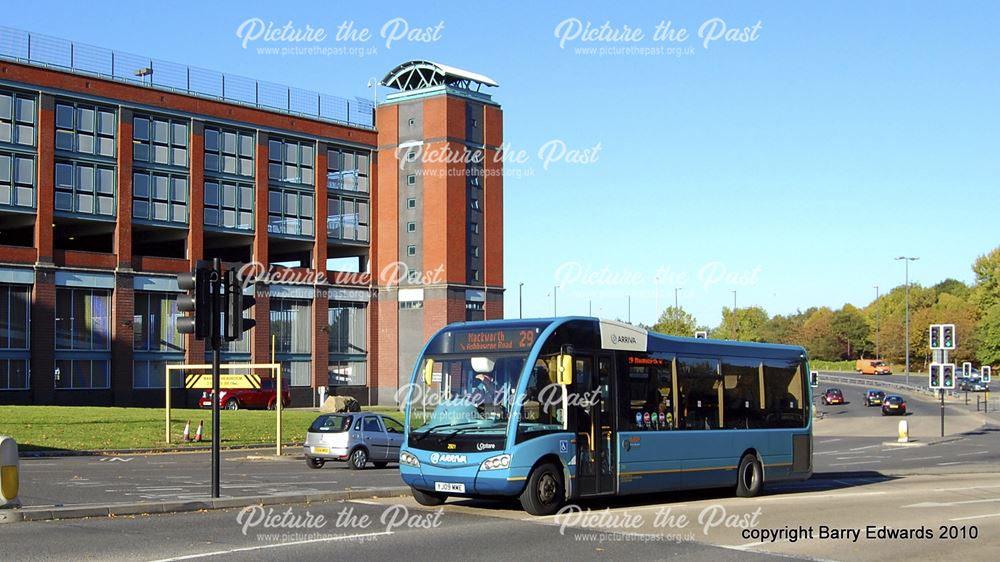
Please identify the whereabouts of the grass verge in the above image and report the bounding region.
[0,405,408,452]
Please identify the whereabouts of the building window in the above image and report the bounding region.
[205,180,254,230]
[328,360,366,386]
[0,152,35,209]
[327,147,369,193]
[132,171,188,224]
[328,302,366,355]
[56,288,111,351]
[268,188,314,236]
[0,284,29,350]
[270,298,312,355]
[327,195,369,242]
[55,101,114,157]
[399,300,423,310]
[133,360,183,389]
[405,151,417,162]
[406,198,416,209]
[204,126,254,177]
[470,199,481,210]
[406,222,416,233]
[133,115,188,167]
[55,359,110,390]
[55,287,111,390]
[408,118,416,127]
[133,292,184,352]
[406,174,416,186]
[472,246,480,258]
[471,119,479,128]
[471,222,480,234]
[0,91,36,147]
[0,359,28,390]
[54,160,115,216]
[269,138,315,185]
[406,245,416,256]
[471,269,480,282]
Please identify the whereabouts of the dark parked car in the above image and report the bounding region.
[881,395,907,416]
[304,413,404,470]
[198,379,291,410]
[864,389,886,407]
[821,388,845,405]
[960,377,989,392]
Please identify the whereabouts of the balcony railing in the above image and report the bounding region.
[0,26,374,129]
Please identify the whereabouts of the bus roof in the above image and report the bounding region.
[437,317,806,361]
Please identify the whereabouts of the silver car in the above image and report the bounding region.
[304,413,404,470]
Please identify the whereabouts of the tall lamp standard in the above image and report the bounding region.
[895,256,919,386]
[518,282,524,319]
[731,290,737,340]
[674,287,682,309]
[873,285,880,360]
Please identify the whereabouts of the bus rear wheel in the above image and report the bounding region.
[520,462,564,516]
[736,453,763,497]
[411,487,446,506]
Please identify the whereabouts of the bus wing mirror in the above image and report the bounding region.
[423,360,435,386]
[556,354,573,385]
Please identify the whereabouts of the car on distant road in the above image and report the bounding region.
[304,412,404,470]
[821,388,845,405]
[959,377,989,392]
[864,389,886,407]
[856,359,892,375]
[198,378,291,410]
[881,395,907,416]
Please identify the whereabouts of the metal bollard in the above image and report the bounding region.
[0,436,21,522]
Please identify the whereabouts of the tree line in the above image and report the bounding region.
[648,245,1000,367]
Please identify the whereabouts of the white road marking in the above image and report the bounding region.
[348,500,381,505]
[956,451,990,457]
[935,484,1000,492]
[905,456,942,461]
[758,491,886,502]
[828,460,882,467]
[849,445,880,451]
[818,439,842,444]
[147,531,394,561]
[903,498,1000,508]
[949,512,1000,522]
[937,462,963,466]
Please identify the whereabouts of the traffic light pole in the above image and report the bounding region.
[211,257,222,499]
[940,348,947,438]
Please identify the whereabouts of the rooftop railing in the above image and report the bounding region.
[0,26,374,129]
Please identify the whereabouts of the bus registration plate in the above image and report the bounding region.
[435,482,465,493]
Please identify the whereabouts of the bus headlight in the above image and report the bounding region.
[479,454,511,471]
[399,451,420,468]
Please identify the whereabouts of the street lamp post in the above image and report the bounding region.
[518,282,524,319]
[674,287,682,309]
[627,295,631,324]
[896,257,919,385]
[731,290,738,340]
[873,285,880,360]
[553,285,558,316]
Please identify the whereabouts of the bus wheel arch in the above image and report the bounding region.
[519,455,567,516]
[735,449,763,497]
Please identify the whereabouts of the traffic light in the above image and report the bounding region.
[929,363,941,389]
[810,371,819,388]
[942,363,956,390]
[224,267,255,341]
[942,324,955,350]
[982,366,992,384]
[177,267,211,339]
[929,325,941,349]
[962,362,972,377]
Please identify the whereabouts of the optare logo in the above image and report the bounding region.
[476,442,496,451]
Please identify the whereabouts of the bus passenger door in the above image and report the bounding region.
[575,354,616,496]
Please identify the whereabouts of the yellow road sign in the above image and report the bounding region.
[184,373,262,390]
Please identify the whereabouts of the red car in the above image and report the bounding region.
[198,379,291,410]
[821,388,844,405]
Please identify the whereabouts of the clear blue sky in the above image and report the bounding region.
[10,1,999,327]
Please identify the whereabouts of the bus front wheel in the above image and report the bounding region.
[736,453,763,497]
[520,462,565,516]
[411,487,446,506]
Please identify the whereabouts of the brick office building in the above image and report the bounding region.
[0,28,503,407]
